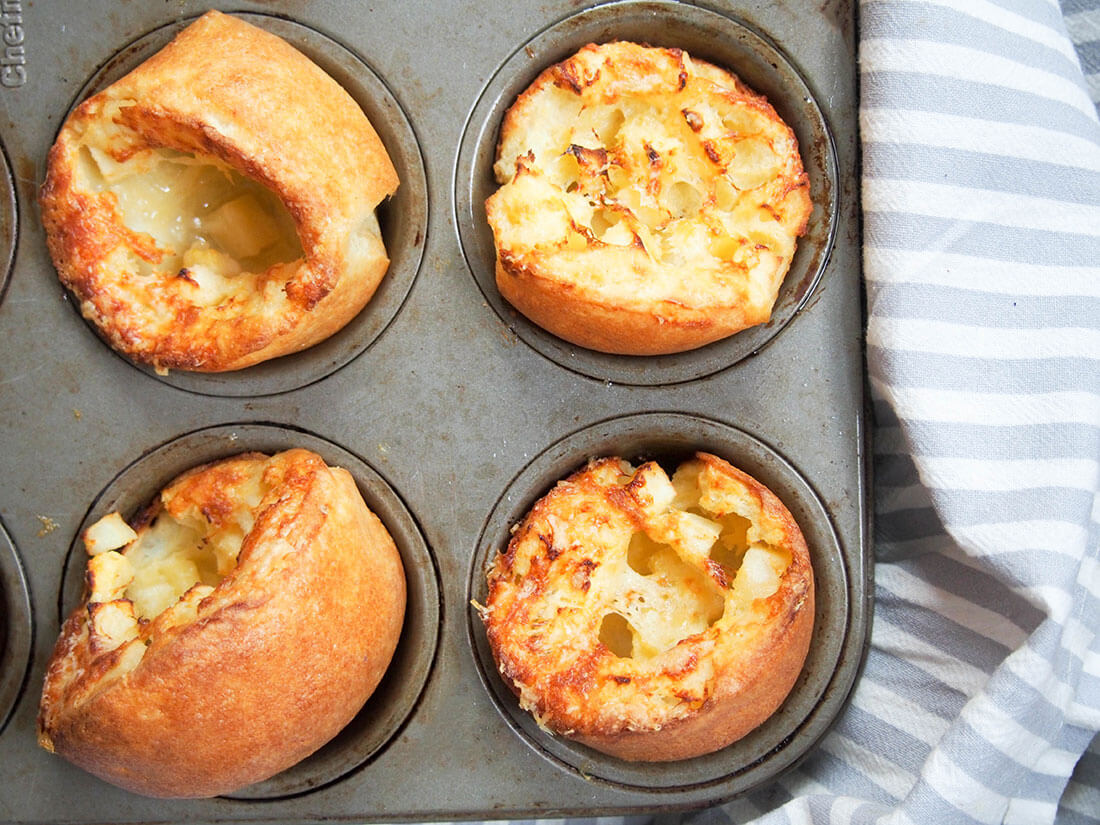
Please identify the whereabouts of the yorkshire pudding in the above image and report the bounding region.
[38,448,406,797]
[481,452,814,761]
[486,42,811,355]
[39,11,399,372]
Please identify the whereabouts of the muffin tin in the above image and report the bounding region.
[0,1,868,821]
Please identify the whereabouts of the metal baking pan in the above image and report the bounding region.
[0,0,869,821]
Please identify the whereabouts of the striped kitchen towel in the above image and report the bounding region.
[673,0,1100,823]
[1064,0,1100,108]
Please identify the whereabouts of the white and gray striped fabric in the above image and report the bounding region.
[1065,0,1100,107]
[458,2,1100,824]
[673,0,1100,822]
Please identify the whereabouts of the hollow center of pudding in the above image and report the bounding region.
[597,530,727,661]
[125,467,273,620]
[80,145,304,278]
[595,462,792,661]
[124,508,242,620]
[83,465,271,632]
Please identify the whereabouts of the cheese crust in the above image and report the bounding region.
[37,449,406,798]
[39,11,399,372]
[486,41,812,355]
[482,453,814,761]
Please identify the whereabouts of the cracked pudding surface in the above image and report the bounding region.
[481,452,814,762]
[486,41,812,355]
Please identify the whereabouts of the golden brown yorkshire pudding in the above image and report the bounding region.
[37,449,406,798]
[481,452,814,761]
[486,42,812,356]
[39,11,399,373]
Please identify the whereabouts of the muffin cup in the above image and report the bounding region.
[57,423,440,799]
[468,412,858,793]
[0,522,32,737]
[0,142,16,307]
[49,14,427,398]
[454,0,837,385]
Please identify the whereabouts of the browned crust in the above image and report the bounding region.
[39,11,398,372]
[494,257,759,356]
[37,449,406,798]
[483,452,814,762]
